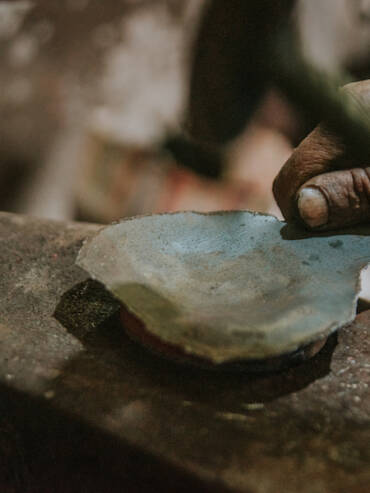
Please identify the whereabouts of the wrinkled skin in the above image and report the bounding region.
[273,80,370,230]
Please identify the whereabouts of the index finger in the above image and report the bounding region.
[273,80,370,221]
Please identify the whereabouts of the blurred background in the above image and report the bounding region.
[0,0,369,224]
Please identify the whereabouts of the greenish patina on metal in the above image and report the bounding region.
[77,211,370,364]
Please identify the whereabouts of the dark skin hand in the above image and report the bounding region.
[273,80,370,230]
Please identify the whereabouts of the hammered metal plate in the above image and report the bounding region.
[77,211,370,364]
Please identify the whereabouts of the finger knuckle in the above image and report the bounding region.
[349,168,370,211]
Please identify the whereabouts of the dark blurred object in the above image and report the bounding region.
[188,0,296,146]
[164,134,223,178]
[0,155,33,211]
[186,0,370,168]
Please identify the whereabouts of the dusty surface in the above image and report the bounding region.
[0,212,369,492]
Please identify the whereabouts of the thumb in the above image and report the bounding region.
[297,167,370,230]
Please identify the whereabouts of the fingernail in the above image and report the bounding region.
[297,187,328,228]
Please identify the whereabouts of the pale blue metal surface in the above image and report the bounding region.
[77,211,370,363]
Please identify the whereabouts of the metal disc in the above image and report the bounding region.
[77,211,370,364]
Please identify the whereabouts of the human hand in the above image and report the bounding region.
[273,80,370,230]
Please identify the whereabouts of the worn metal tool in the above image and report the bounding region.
[77,210,370,369]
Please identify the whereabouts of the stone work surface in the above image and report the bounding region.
[0,211,369,492]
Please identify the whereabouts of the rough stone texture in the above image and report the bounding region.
[0,211,369,492]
